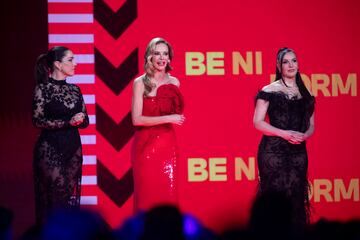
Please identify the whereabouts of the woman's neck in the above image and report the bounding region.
[153,71,168,83]
[282,77,296,88]
[51,71,66,81]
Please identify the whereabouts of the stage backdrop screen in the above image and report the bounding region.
[47,0,360,232]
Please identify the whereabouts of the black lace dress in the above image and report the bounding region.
[255,91,315,226]
[32,78,89,224]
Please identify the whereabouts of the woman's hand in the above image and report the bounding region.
[281,130,305,144]
[168,114,185,125]
[70,112,85,126]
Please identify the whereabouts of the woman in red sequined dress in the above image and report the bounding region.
[131,37,185,211]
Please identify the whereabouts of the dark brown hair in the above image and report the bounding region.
[34,46,70,84]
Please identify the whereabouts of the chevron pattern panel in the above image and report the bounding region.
[47,0,137,227]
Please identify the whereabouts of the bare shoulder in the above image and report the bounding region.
[134,75,145,84]
[133,75,145,87]
[133,75,145,93]
[168,75,180,87]
[261,81,282,92]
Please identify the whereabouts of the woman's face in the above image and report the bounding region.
[59,50,77,76]
[151,43,170,72]
[280,52,298,79]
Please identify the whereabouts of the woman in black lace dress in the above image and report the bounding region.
[32,46,89,224]
[253,48,315,227]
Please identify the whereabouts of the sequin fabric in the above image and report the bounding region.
[132,84,184,211]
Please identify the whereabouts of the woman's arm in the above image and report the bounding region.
[32,85,70,129]
[253,98,302,144]
[74,85,89,129]
[253,99,285,137]
[303,112,315,140]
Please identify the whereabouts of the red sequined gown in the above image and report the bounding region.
[132,84,184,211]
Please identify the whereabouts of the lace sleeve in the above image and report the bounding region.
[32,85,70,129]
[76,86,89,129]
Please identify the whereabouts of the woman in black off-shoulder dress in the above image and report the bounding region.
[32,46,89,224]
[253,48,315,227]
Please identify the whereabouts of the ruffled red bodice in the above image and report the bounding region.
[142,84,184,116]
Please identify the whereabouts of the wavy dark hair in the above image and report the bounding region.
[142,37,174,96]
[34,46,70,84]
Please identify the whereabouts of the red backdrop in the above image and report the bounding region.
[47,0,360,232]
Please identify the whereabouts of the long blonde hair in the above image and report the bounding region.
[142,37,174,96]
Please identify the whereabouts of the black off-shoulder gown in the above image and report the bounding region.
[255,90,315,226]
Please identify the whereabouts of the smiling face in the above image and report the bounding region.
[58,50,77,76]
[144,38,174,75]
[279,51,298,79]
[151,43,170,72]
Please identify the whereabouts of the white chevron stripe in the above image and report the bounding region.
[80,196,98,205]
[49,0,92,2]
[82,175,97,185]
[48,14,93,23]
[83,155,96,165]
[83,94,95,104]
[67,74,95,84]
[49,34,94,43]
[88,115,96,124]
[75,54,94,64]
[80,135,96,145]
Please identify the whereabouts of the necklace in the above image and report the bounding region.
[281,79,301,99]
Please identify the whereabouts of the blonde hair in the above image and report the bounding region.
[142,37,174,96]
